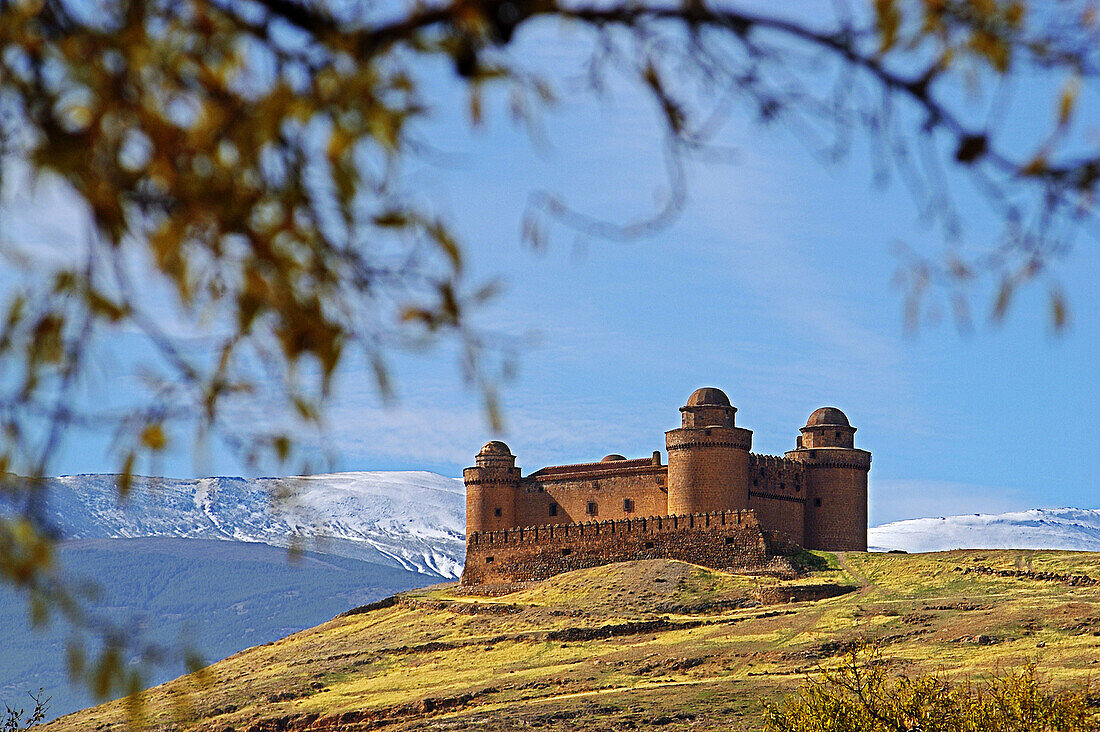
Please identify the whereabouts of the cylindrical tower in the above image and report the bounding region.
[665,387,753,515]
[463,441,520,533]
[786,407,871,551]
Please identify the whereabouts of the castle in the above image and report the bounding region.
[461,387,870,585]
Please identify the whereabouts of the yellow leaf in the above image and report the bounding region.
[272,434,290,462]
[1058,76,1079,126]
[1021,154,1047,177]
[117,453,136,497]
[992,280,1013,321]
[140,424,167,451]
[1051,289,1068,331]
[373,210,410,227]
[469,84,482,126]
[875,0,900,52]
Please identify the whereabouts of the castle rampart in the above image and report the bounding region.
[462,509,768,585]
[462,388,871,584]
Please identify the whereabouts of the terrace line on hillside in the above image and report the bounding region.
[461,387,871,584]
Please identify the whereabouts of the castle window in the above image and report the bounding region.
[795,486,801,492]
[645,541,654,549]
[549,503,558,517]
[835,431,841,439]
[561,548,572,556]
[494,507,502,517]
[724,536,736,546]
[623,498,634,513]
[753,479,758,487]
[586,501,598,516]
[780,482,785,490]
[485,556,494,563]
[814,498,822,507]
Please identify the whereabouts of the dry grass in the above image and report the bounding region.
[43,551,1100,731]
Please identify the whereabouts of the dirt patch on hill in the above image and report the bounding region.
[230,687,498,732]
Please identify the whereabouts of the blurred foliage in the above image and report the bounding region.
[0,0,1096,718]
[766,644,1098,731]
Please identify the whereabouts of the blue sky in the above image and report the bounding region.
[3,16,1097,526]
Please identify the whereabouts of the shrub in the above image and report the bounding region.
[765,644,1097,732]
[2,690,49,732]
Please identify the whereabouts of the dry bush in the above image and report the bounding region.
[2,690,48,732]
[766,645,1097,732]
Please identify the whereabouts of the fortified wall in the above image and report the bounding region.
[463,509,768,585]
[462,387,871,585]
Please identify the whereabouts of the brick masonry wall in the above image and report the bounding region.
[746,454,806,545]
[517,468,669,527]
[748,454,806,498]
[748,494,805,546]
[462,509,769,585]
[463,466,520,533]
[801,461,869,551]
[666,427,752,514]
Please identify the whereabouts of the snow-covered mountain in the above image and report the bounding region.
[30,471,1100,574]
[869,508,1100,553]
[39,471,467,578]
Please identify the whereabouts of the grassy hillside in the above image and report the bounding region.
[44,550,1100,731]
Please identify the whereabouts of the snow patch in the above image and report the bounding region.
[40,471,467,578]
[869,508,1100,553]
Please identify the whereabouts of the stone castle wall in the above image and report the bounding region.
[746,454,806,545]
[462,509,769,585]
[795,450,871,551]
[515,456,668,527]
[665,427,752,514]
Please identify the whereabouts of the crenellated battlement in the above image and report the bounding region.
[462,509,771,585]
[749,453,806,497]
[787,448,871,470]
[468,509,758,547]
[749,453,802,471]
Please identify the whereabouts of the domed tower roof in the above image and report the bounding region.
[474,440,516,468]
[686,387,731,407]
[478,440,512,456]
[805,407,850,428]
[796,407,856,450]
[600,454,627,462]
[679,387,737,428]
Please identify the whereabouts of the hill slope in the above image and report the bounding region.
[44,550,1100,732]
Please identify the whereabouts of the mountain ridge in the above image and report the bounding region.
[868,507,1100,553]
[30,471,1100,567]
[38,470,467,578]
